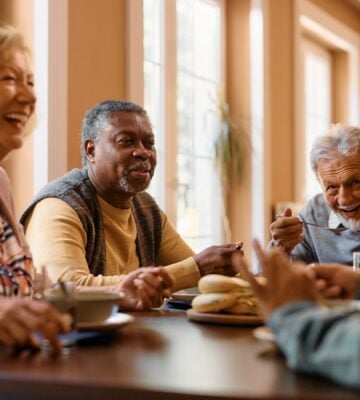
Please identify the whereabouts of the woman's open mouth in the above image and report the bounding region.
[4,113,29,130]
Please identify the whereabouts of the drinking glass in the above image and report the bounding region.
[353,252,360,272]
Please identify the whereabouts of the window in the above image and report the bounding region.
[143,0,224,251]
[303,39,332,199]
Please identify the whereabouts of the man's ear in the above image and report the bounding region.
[84,140,96,163]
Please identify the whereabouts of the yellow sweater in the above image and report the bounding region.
[24,196,200,292]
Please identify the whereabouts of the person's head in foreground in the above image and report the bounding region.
[0,22,69,352]
[81,100,156,208]
[311,124,360,231]
[232,241,360,389]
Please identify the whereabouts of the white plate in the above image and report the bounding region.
[187,309,263,326]
[253,326,276,343]
[77,313,134,331]
[172,287,200,303]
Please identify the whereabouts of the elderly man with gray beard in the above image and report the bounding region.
[21,100,242,310]
[270,125,360,265]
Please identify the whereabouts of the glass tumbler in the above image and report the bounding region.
[353,252,360,272]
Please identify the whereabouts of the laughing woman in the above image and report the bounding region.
[0,23,69,350]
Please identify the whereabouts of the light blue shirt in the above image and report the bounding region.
[269,300,360,389]
[270,193,360,265]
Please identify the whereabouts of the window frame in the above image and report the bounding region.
[33,0,69,193]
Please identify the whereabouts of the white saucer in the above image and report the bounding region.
[253,326,276,343]
[171,287,199,303]
[77,313,134,331]
[187,309,263,325]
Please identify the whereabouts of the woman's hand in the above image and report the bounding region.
[0,298,71,352]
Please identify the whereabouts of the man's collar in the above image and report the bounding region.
[328,211,344,229]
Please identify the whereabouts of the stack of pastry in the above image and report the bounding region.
[191,274,264,316]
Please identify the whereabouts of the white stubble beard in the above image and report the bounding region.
[335,213,360,231]
[118,175,151,195]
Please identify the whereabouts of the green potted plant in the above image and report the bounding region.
[213,96,252,240]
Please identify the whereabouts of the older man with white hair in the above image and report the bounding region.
[270,125,360,265]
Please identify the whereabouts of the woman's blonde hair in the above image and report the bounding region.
[0,22,35,135]
[0,22,28,56]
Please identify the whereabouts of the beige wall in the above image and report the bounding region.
[333,51,349,124]
[267,0,295,207]
[67,0,127,170]
[226,0,252,254]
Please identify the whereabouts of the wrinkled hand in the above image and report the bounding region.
[116,267,174,311]
[307,263,360,300]
[270,208,303,254]
[0,298,70,352]
[232,240,318,319]
[194,243,243,277]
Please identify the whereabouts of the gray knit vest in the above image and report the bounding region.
[20,168,162,276]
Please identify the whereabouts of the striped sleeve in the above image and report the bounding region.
[0,218,32,296]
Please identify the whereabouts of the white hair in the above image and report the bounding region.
[310,125,360,175]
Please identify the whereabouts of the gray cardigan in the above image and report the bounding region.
[21,168,162,276]
[269,193,360,265]
[291,193,360,265]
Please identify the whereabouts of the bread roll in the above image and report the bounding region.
[198,274,251,294]
[193,274,266,315]
[224,298,260,315]
[191,292,238,313]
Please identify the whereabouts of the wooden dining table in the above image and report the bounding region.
[0,307,358,400]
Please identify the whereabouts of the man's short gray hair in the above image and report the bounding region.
[310,125,360,175]
[81,100,149,166]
